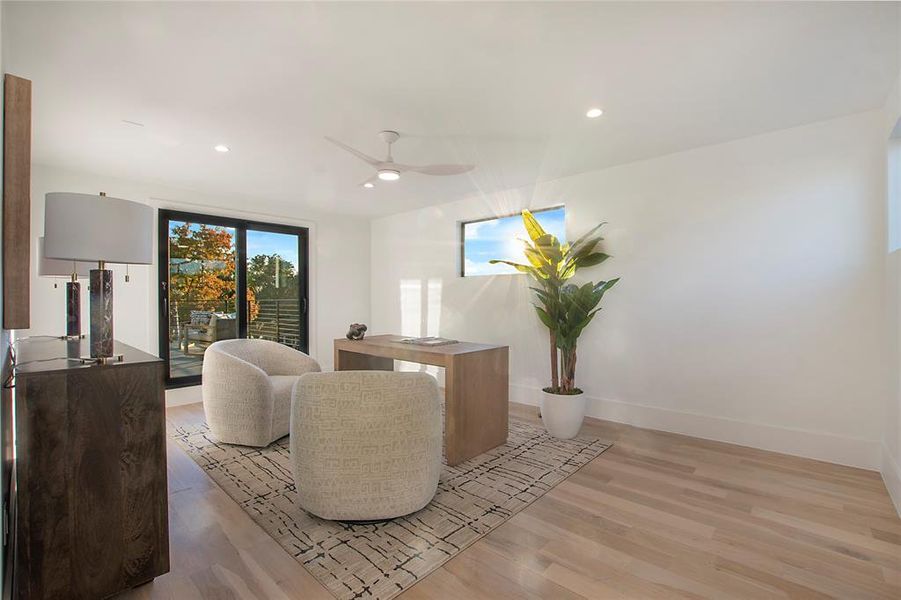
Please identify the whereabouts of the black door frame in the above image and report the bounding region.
[158,209,310,388]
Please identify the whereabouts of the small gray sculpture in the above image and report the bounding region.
[346,323,367,340]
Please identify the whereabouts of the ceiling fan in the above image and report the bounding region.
[326,130,474,188]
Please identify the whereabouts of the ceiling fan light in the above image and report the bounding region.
[377,169,400,181]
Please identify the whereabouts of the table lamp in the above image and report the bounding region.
[43,192,153,361]
[37,236,93,338]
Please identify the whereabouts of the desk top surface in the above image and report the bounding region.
[334,334,506,357]
[13,337,162,375]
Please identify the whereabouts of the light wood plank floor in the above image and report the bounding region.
[121,402,901,599]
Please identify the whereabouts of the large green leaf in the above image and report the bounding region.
[559,261,577,281]
[534,233,562,262]
[522,209,547,242]
[568,236,603,260]
[522,246,547,270]
[534,306,556,330]
[487,259,539,277]
[530,286,554,306]
[575,252,610,268]
[596,277,620,295]
[568,222,607,255]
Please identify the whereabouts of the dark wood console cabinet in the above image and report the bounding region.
[12,338,169,599]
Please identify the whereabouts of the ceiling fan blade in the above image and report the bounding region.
[325,136,380,166]
[395,163,475,176]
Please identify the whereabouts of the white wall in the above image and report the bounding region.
[881,57,901,513]
[24,163,370,387]
[371,110,889,470]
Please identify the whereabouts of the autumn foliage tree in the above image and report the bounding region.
[168,223,258,325]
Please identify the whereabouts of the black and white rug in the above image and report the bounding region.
[170,418,611,600]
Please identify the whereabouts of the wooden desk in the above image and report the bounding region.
[334,335,509,465]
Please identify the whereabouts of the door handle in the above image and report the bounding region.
[161,281,169,315]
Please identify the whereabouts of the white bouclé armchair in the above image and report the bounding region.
[202,338,321,446]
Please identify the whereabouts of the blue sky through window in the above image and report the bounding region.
[463,207,565,276]
[247,230,300,273]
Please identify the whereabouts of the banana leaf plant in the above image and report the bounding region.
[489,210,619,394]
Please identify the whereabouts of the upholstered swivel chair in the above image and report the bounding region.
[290,371,442,521]
[202,338,321,446]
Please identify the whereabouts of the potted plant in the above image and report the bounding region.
[490,210,619,439]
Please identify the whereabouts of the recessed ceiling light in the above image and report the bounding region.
[363,182,374,188]
[214,144,230,153]
[586,108,603,119]
[377,169,400,181]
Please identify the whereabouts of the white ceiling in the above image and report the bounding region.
[5,1,898,217]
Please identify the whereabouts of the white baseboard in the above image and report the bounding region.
[510,383,880,471]
[881,443,901,518]
[163,379,883,474]
[165,384,202,407]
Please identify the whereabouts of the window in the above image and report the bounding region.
[461,206,565,277]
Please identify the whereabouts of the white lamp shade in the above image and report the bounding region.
[44,192,153,264]
[37,237,93,277]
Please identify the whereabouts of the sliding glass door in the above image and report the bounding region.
[158,210,309,387]
[247,228,305,349]
[162,218,238,382]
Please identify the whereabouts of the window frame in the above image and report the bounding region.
[458,205,565,277]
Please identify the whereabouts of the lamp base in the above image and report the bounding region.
[90,267,114,358]
[78,354,124,365]
[66,280,81,337]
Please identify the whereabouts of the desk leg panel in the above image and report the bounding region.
[335,349,394,371]
[445,347,508,466]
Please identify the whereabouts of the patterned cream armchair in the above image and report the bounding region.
[290,371,442,521]
[202,338,321,446]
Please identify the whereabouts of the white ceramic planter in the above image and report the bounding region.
[540,390,588,439]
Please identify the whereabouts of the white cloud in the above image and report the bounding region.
[464,218,499,240]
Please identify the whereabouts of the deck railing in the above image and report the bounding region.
[168,298,302,350]
[249,299,302,348]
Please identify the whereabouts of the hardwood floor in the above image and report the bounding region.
[121,402,901,599]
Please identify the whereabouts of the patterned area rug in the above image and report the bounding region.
[170,418,611,600]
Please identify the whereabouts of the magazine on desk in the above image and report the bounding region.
[399,336,459,347]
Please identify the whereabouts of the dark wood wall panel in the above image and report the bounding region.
[3,74,32,330]
[2,344,14,600]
